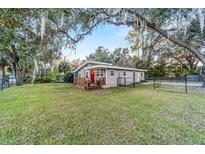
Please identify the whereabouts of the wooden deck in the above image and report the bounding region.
[75,77,106,90]
[87,83,98,90]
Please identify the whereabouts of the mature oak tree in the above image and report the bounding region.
[52,8,205,86]
[1,9,205,86]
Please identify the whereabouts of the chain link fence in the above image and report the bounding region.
[0,76,16,91]
[146,75,205,95]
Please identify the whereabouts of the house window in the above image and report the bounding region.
[141,72,143,77]
[118,72,121,77]
[110,70,115,76]
[123,71,126,76]
[136,72,138,77]
[100,70,105,76]
[86,72,88,78]
[78,73,81,78]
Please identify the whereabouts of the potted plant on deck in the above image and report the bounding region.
[96,78,103,89]
[85,78,91,89]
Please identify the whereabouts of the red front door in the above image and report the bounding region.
[90,71,95,83]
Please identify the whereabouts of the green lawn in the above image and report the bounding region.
[0,83,205,144]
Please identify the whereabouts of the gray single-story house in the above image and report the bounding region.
[73,61,147,89]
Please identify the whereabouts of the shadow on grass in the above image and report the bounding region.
[156,89,187,94]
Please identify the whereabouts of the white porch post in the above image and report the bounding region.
[99,68,101,78]
[106,69,108,85]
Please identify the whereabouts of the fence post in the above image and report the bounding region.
[185,75,188,94]
[8,77,10,88]
[133,72,135,88]
[1,78,3,91]
[153,77,156,90]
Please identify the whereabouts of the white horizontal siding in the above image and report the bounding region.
[106,69,117,87]
[105,69,145,87]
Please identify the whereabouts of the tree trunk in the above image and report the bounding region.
[2,65,5,84]
[11,60,23,86]
[13,63,23,86]
[31,61,36,85]
[11,45,23,86]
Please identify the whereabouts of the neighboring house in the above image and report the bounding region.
[73,61,147,89]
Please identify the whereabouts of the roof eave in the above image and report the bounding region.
[84,65,147,72]
[73,61,113,73]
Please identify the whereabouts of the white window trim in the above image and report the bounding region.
[110,70,115,77]
[123,71,126,76]
[85,72,88,78]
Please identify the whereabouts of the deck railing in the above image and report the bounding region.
[75,77,86,87]
[75,77,106,90]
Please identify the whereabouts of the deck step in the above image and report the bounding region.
[88,84,98,90]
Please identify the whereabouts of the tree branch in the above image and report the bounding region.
[48,10,110,45]
[108,9,205,65]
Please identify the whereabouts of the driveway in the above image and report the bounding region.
[161,82,203,87]
[143,81,203,87]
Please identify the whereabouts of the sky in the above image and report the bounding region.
[62,24,132,61]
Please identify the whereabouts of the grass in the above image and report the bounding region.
[0,83,205,144]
